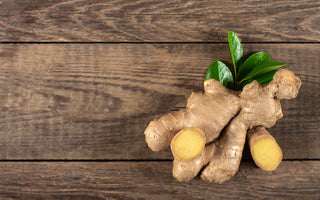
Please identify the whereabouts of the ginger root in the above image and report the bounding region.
[248,127,283,171]
[145,79,240,151]
[144,69,301,183]
[173,143,215,182]
[200,116,248,183]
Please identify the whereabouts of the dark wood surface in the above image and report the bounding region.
[0,44,319,160]
[0,0,320,42]
[0,0,319,199]
[0,161,319,199]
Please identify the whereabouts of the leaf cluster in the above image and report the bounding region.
[206,31,286,90]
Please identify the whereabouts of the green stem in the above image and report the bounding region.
[234,70,238,90]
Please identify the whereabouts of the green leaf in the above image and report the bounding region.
[254,69,277,85]
[240,70,277,89]
[206,61,234,89]
[228,31,243,80]
[241,61,286,82]
[238,52,270,81]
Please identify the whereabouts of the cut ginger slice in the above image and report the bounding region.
[248,127,283,171]
[171,127,206,161]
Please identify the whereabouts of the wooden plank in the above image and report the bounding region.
[0,0,319,42]
[0,43,319,160]
[0,161,318,199]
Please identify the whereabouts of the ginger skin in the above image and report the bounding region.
[248,127,283,171]
[200,116,248,183]
[144,69,301,183]
[173,143,215,182]
[145,79,240,151]
[173,69,301,183]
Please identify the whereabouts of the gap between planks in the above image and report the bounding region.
[0,159,318,162]
[1,42,320,44]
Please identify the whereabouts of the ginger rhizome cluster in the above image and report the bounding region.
[144,69,301,183]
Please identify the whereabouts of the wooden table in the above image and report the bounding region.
[0,1,319,199]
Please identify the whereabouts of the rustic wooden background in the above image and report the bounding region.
[0,0,319,199]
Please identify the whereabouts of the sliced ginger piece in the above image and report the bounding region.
[248,127,283,171]
[171,127,206,161]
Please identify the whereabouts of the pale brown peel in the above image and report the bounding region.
[201,116,248,183]
[202,70,301,183]
[204,79,231,95]
[185,90,240,143]
[144,110,186,151]
[173,143,216,182]
[145,69,301,183]
[240,81,283,128]
[145,79,241,151]
[268,69,302,99]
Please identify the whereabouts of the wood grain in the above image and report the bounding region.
[0,161,318,199]
[0,43,319,160]
[0,0,319,42]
